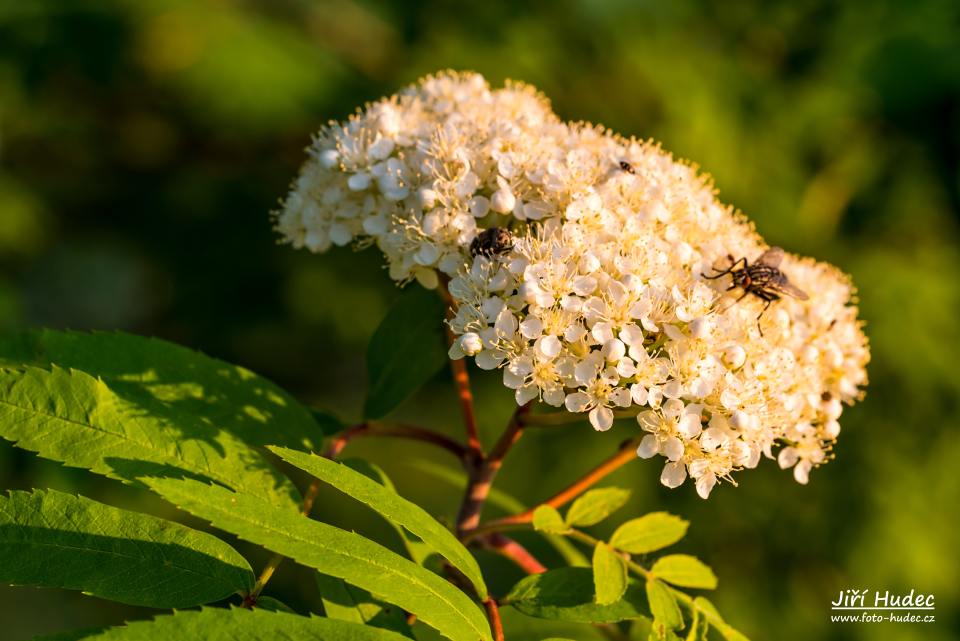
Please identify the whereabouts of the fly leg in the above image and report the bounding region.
[754,291,780,337]
[718,290,750,314]
[702,256,747,280]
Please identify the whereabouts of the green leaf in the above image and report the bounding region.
[316,572,366,623]
[364,286,447,419]
[685,604,708,641]
[252,596,296,613]
[504,567,649,624]
[692,597,751,641]
[0,489,252,608]
[645,579,682,630]
[564,487,631,528]
[0,365,300,508]
[593,542,628,606]
[412,458,588,567]
[649,622,682,641]
[532,505,569,534]
[270,446,487,599]
[33,607,413,640]
[341,459,434,567]
[609,512,689,555]
[650,555,717,590]
[629,616,653,639]
[0,329,321,451]
[145,477,491,641]
[315,573,414,638]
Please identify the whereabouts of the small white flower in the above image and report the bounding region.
[459,332,483,356]
[491,188,516,214]
[589,406,614,431]
[660,461,687,488]
[347,172,372,191]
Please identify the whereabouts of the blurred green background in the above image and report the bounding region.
[1,1,958,639]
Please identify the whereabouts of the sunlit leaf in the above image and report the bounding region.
[270,446,487,599]
[0,329,321,450]
[645,579,682,630]
[609,512,688,555]
[693,596,750,641]
[315,573,414,638]
[592,542,627,606]
[685,604,708,641]
[0,489,252,608]
[532,505,568,534]
[145,477,491,641]
[504,567,649,623]
[0,366,299,508]
[32,607,412,640]
[651,555,717,590]
[341,459,433,567]
[565,488,631,528]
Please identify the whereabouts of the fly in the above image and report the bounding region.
[702,246,809,335]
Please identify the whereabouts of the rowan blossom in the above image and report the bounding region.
[275,71,870,497]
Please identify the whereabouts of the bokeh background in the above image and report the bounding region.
[1,1,958,640]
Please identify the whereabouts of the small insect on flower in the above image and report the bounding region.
[470,227,514,258]
[619,160,636,174]
[703,246,809,335]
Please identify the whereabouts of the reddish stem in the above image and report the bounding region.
[438,280,484,459]
[468,437,641,539]
[323,422,469,463]
[481,533,547,574]
[483,598,505,641]
[456,402,531,536]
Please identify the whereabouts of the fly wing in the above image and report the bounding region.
[756,246,784,267]
[771,278,809,301]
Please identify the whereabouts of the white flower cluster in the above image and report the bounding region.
[276,71,870,498]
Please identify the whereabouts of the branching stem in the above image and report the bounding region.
[466,437,641,541]
[323,421,469,463]
[456,402,531,536]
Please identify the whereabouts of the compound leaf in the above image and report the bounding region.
[0,329,321,451]
[0,366,299,508]
[145,477,491,641]
[32,607,412,640]
[270,447,487,599]
[504,567,649,624]
[0,489,252,608]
